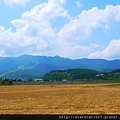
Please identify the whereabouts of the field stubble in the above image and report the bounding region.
[0,84,120,114]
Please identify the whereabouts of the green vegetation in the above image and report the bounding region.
[0,55,120,80]
[0,61,41,80]
[106,69,120,80]
[106,83,120,86]
[42,68,120,81]
[0,78,13,85]
[111,69,120,73]
[42,68,98,81]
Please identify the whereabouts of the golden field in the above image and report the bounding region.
[0,84,120,114]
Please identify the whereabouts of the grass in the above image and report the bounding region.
[0,83,119,114]
[106,83,120,86]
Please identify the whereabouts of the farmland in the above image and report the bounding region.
[0,84,120,114]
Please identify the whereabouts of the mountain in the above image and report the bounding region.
[0,55,120,80]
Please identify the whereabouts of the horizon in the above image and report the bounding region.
[0,0,120,60]
[0,54,120,61]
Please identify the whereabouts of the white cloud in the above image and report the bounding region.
[0,2,120,59]
[3,0,30,6]
[48,0,66,5]
[0,28,13,46]
[0,50,6,57]
[58,5,120,43]
[76,1,81,8]
[11,0,69,26]
[0,26,5,32]
[56,5,120,59]
[0,0,69,57]
[58,43,101,59]
[88,40,120,60]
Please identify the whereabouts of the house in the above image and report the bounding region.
[96,74,106,77]
[62,79,68,82]
[34,78,44,82]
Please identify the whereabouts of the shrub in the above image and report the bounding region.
[6,80,13,85]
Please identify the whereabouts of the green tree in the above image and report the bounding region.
[6,80,13,85]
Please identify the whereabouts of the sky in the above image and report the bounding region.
[0,0,120,60]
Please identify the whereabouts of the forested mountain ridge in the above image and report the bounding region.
[42,69,98,81]
[42,68,120,81]
[0,55,120,80]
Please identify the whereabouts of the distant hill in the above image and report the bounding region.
[0,55,120,80]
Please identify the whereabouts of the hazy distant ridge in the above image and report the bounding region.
[0,55,120,79]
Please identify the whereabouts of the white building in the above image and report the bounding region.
[62,79,68,82]
[96,74,105,77]
[34,78,44,82]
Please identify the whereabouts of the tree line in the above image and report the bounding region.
[1,68,120,85]
[0,77,13,85]
[42,68,120,81]
[42,68,98,81]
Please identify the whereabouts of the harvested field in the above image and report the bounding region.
[0,84,120,114]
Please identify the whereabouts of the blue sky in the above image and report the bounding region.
[0,0,120,60]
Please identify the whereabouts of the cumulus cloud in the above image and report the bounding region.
[58,5,120,43]
[56,5,120,59]
[88,40,120,60]
[3,0,30,6]
[0,0,69,57]
[0,26,5,32]
[0,1,120,59]
[58,43,101,59]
